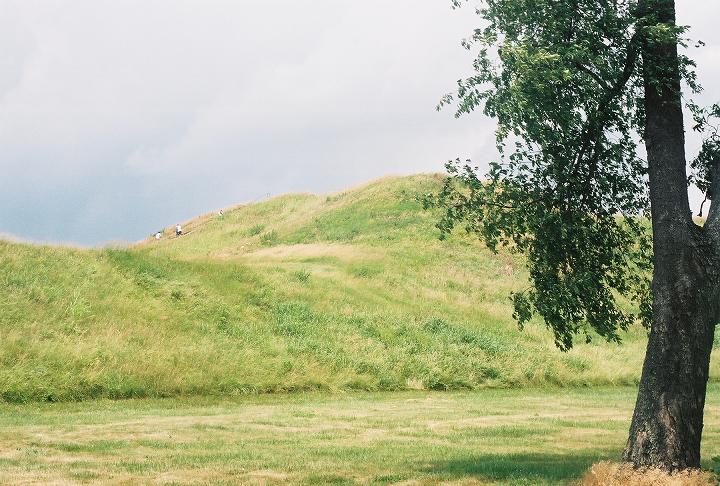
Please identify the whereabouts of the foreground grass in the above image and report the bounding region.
[2,386,720,485]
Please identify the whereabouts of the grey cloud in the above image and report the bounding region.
[0,0,717,244]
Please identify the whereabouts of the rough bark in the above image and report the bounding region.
[623,0,720,470]
[623,244,718,469]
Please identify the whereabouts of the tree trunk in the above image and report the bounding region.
[623,270,717,469]
[623,0,719,470]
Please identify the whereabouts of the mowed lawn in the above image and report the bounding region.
[2,387,720,485]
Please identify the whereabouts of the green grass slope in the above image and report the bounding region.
[1,174,708,402]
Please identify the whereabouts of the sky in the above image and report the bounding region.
[0,1,718,245]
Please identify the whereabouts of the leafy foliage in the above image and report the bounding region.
[689,102,720,206]
[427,0,668,350]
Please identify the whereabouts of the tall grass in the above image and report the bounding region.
[1,175,715,403]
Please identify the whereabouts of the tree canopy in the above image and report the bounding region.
[428,0,713,351]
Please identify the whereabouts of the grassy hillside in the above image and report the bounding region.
[0,174,707,402]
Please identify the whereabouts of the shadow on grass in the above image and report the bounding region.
[424,450,620,484]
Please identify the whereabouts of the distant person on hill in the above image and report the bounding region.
[175,224,183,237]
[218,209,224,218]
[155,231,162,240]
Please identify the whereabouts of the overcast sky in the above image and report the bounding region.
[1,1,718,245]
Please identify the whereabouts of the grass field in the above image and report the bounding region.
[3,174,711,403]
[3,386,720,485]
[4,174,720,484]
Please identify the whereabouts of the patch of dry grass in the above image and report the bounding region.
[577,461,717,486]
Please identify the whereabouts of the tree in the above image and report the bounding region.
[430,0,720,471]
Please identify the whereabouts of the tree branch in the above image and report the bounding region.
[573,62,613,91]
[570,30,641,203]
[703,158,720,242]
